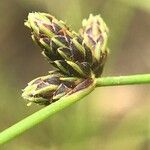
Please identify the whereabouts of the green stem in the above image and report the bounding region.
[96,74,150,86]
[0,81,95,145]
[0,74,150,145]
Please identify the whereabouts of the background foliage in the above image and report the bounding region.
[0,0,150,149]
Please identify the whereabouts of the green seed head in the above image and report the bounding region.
[80,14,109,77]
[22,71,89,105]
[25,12,109,78]
[25,12,94,78]
[23,13,109,105]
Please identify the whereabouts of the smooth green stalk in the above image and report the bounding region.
[0,74,150,145]
[96,74,150,86]
[0,79,95,145]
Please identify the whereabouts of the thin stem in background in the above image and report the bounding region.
[0,74,150,145]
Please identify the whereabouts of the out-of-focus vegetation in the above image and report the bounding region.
[0,0,149,149]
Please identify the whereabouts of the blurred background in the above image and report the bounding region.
[0,0,150,149]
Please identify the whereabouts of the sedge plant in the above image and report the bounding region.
[0,12,150,145]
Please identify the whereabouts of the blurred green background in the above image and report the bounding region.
[0,0,150,149]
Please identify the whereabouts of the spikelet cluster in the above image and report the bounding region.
[22,12,109,105]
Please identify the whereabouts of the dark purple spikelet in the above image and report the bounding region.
[22,71,94,105]
[25,13,109,78]
[80,14,109,77]
[23,13,109,105]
